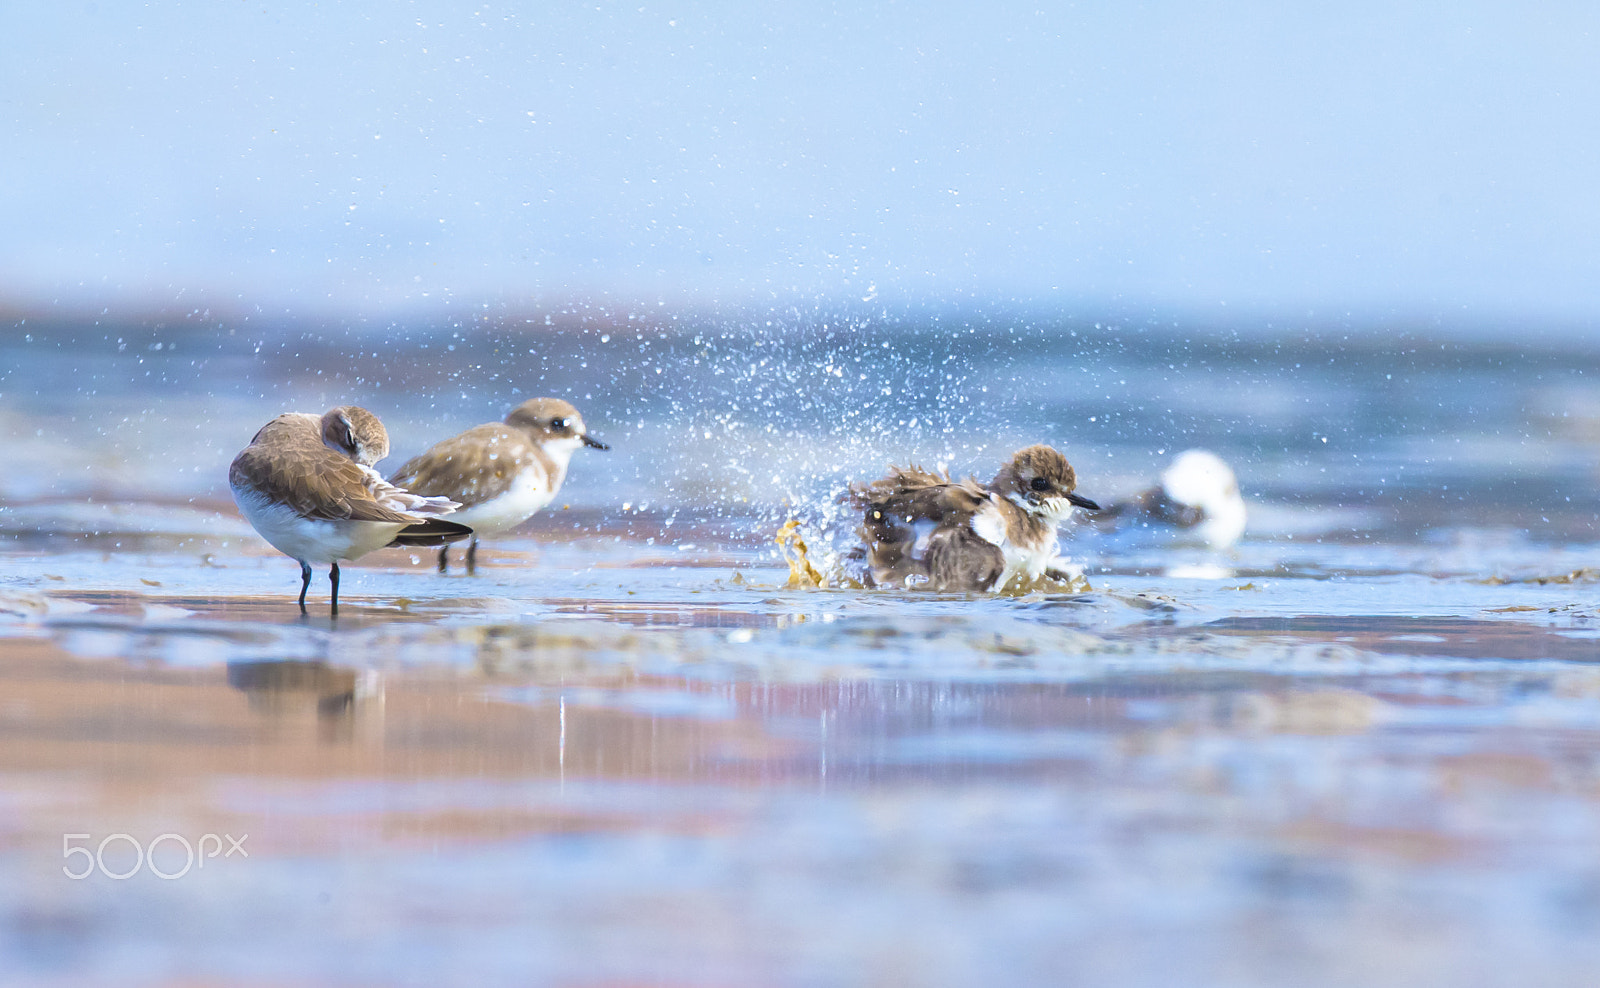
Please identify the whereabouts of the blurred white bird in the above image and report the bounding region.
[1090,449,1246,547]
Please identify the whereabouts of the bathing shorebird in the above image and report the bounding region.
[388,397,608,574]
[845,445,1100,592]
[229,406,470,614]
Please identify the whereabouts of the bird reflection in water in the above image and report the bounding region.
[226,660,380,743]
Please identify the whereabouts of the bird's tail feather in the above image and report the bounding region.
[388,519,474,547]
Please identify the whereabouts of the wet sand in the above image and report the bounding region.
[3,522,1600,987]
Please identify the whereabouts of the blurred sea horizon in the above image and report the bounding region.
[4,301,1599,565]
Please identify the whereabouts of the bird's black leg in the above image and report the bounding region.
[329,561,341,617]
[437,546,449,574]
[466,537,478,576]
[298,561,312,613]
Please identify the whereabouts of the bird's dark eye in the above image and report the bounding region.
[1030,477,1050,492]
[551,417,568,429]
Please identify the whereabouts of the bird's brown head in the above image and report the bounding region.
[504,397,608,450]
[321,406,390,466]
[991,444,1100,520]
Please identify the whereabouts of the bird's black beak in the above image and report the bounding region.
[1068,492,1100,511]
[582,434,610,450]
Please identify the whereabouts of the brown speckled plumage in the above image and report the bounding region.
[389,422,548,510]
[230,411,448,525]
[387,397,607,575]
[845,445,1099,592]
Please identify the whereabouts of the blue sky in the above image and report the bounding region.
[3,1,1599,323]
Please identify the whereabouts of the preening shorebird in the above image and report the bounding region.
[229,406,471,614]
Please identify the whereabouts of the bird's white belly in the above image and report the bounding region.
[972,496,1059,591]
[994,537,1058,591]
[449,466,555,538]
[233,485,404,564]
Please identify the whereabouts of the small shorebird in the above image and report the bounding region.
[230,406,471,614]
[1092,449,1246,546]
[389,397,608,574]
[845,445,1100,592]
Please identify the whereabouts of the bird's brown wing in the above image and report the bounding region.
[1092,487,1204,531]
[924,523,1006,592]
[1141,487,1206,528]
[844,463,954,508]
[390,423,538,509]
[853,473,996,589]
[229,441,423,524]
[860,479,989,537]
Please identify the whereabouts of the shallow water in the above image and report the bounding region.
[4,314,1600,986]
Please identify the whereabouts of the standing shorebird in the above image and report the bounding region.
[229,406,471,614]
[389,397,609,574]
[845,445,1100,592]
[1091,449,1246,547]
